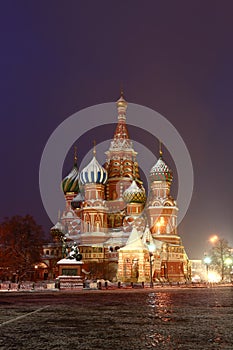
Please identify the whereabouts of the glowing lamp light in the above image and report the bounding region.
[225,257,233,266]
[160,217,165,225]
[208,271,221,283]
[156,221,161,234]
[204,256,211,265]
[148,243,156,254]
[209,235,219,243]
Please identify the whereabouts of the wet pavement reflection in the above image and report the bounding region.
[0,286,232,349]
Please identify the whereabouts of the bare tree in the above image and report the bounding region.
[209,238,232,281]
[0,215,45,281]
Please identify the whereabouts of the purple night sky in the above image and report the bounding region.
[0,1,232,258]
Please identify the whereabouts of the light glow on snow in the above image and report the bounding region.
[207,271,221,283]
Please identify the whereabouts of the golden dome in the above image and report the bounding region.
[116,90,128,109]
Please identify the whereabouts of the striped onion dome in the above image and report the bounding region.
[123,180,146,203]
[80,156,108,185]
[150,157,173,183]
[62,164,79,194]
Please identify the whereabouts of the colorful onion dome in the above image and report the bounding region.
[62,164,79,194]
[71,192,84,209]
[80,155,108,185]
[150,157,173,183]
[123,180,146,203]
[62,147,79,194]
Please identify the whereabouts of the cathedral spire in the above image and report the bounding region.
[120,83,124,98]
[114,92,129,140]
[93,140,96,157]
[116,90,127,120]
[74,145,78,166]
[159,140,163,158]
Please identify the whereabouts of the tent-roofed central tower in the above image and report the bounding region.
[104,92,144,228]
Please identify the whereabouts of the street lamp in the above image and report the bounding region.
[34,265,38,282]
[148,243,155,288]
[204,256,211,281]
[209,235,219,244]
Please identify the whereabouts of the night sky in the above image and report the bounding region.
[1,1,233,259]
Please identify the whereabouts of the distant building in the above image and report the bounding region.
[42,93,191,283]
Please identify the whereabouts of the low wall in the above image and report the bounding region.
[0,281,56,291]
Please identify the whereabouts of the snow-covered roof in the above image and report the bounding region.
[120,227,147,251]
[104,236,128,246]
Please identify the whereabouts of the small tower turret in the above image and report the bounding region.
[79,141,108,233]
[147,142,179,243]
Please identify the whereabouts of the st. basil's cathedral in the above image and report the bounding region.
[46,93,191,283]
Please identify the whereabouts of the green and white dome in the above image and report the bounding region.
[62,163,79,194]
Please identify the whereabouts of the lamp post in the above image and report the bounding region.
[34,264,38,282]
[148,243,155,288]
[203,256,211,281]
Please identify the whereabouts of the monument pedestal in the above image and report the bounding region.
[57,258,84,290]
